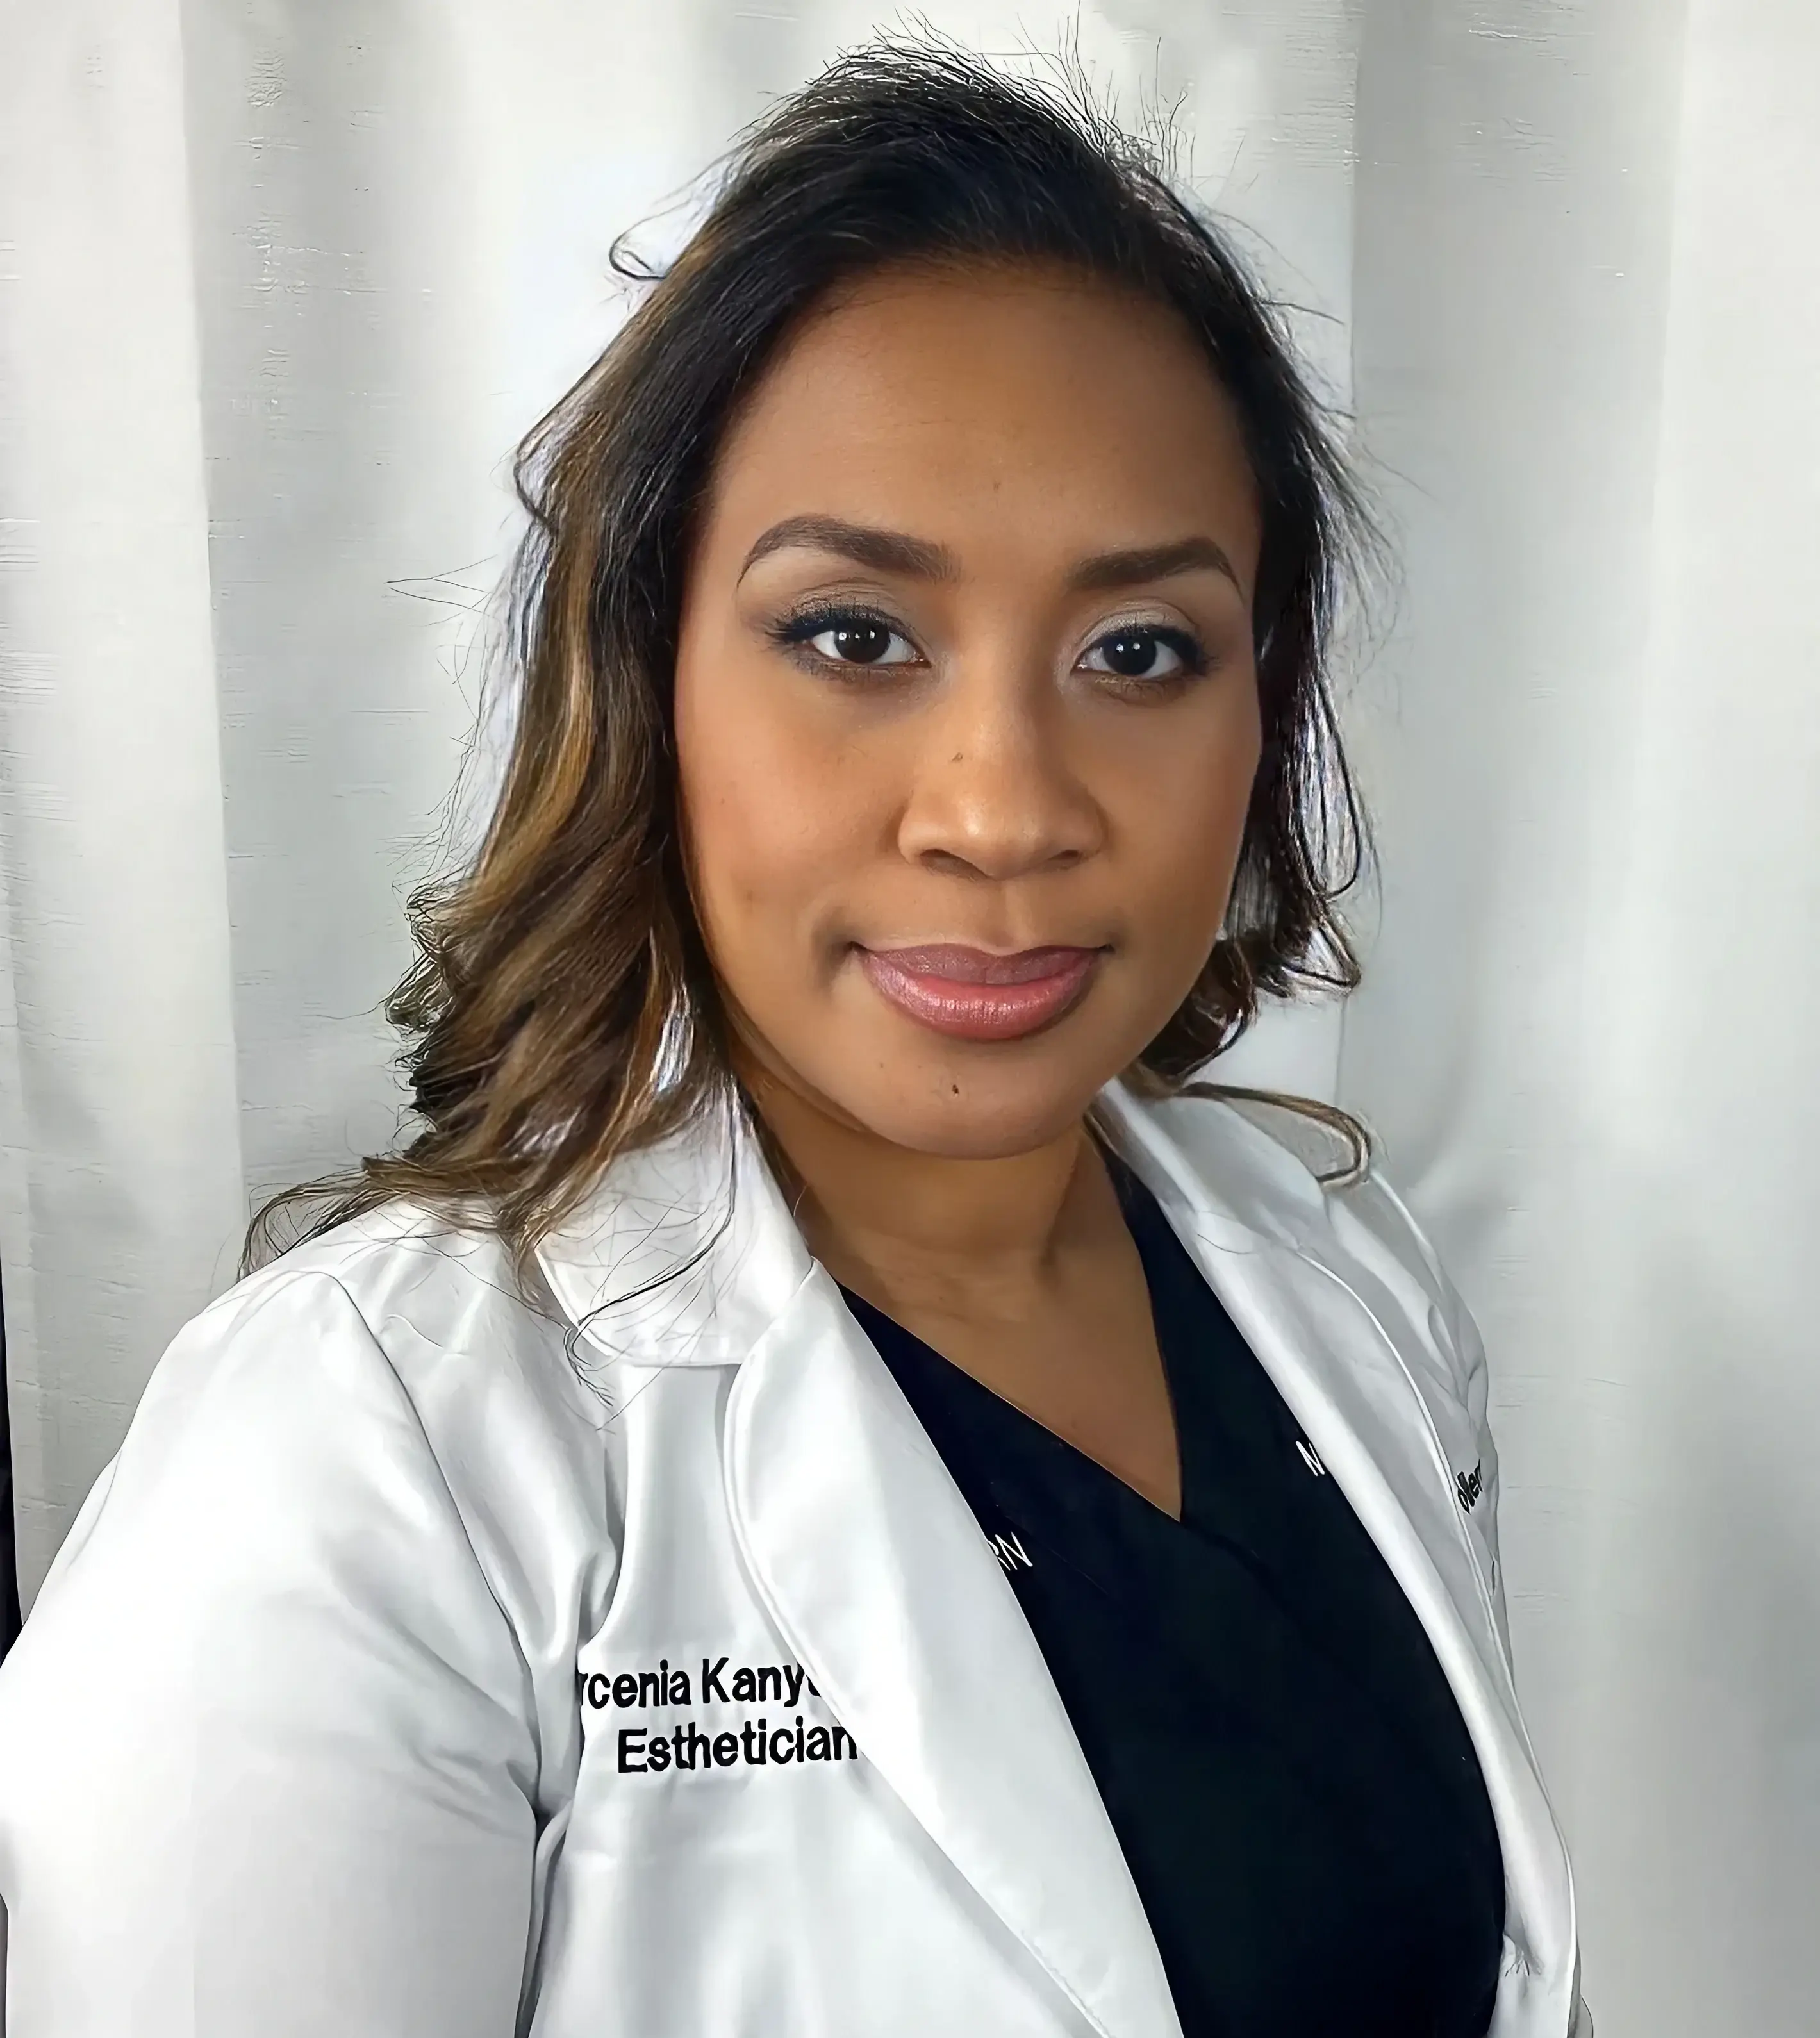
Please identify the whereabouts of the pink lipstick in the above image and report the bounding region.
[857,943,1102,1042]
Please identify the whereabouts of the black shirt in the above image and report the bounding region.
[840,1157,1505,2038]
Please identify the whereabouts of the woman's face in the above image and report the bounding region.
[674,260,1264,1159]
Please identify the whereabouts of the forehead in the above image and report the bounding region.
[701,260,1261,574]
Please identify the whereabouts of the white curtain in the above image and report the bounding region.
[3,3,1816,2030]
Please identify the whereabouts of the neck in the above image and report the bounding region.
[740,1063,1110,1317]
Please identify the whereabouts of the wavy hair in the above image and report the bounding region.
[248,40,1378,1273]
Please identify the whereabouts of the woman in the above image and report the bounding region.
[0,44,1584,2038]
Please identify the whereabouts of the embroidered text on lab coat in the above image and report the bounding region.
[580,1657,817,1711]
[579,1657,859,1773]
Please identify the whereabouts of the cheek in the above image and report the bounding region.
[1112,686,1262,944]
[675,652,872,963]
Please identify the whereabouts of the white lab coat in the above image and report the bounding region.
[0,1081,1586,2038]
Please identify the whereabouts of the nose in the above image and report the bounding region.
[895,656,1105,882]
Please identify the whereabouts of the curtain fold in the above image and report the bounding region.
[0,0,247,1603]
[0,1272,18,1659]
[1340,6,1820,2030]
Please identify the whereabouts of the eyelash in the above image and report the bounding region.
[765,604,1212,687]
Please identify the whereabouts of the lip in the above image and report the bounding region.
[856,943,1104,1043]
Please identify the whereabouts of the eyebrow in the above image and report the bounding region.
[1070,536,1241,594]
[738,515,957,584]
[737,515,1242,595]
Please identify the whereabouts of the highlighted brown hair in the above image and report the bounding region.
[248,40,1375,1274]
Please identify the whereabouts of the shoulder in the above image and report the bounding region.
[1187,1084,1454,1268]
[191,1198,617,1505]
[0,1213,589,1964]
[29,1202,622,1652]
[177,1202,607,1437]
[1125,1081,1485,1395]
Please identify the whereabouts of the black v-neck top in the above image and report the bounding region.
[840,1159,1505,2038]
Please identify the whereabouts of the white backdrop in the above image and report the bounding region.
[3,3,1817,2032]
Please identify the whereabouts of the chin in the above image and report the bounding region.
[832,1055,1115,1161]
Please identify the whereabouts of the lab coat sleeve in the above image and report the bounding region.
[0,1269,541,2038]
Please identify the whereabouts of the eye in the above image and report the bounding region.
[770,606,920,670]
[1079,624,1207,684]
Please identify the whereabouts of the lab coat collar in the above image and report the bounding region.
[530,1077,1302,1373]
[1098,1082,1577,2031]
[533,1091,814,1379]
[536,1082,1575,2037]
[538,1093,1185,2035]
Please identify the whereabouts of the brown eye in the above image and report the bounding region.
[810,620,913,665]
[772,606,919,669]
[1079,624,1205,682]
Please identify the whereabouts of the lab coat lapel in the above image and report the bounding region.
[726,1266,1184,2038]
[1101,1085,1575,2026]
[546,1089,1574,2034]
[549,1104,1182,2038]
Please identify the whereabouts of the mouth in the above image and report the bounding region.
[855,943,1105,1043]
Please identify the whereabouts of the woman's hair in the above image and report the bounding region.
[247,38,1377,1275]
